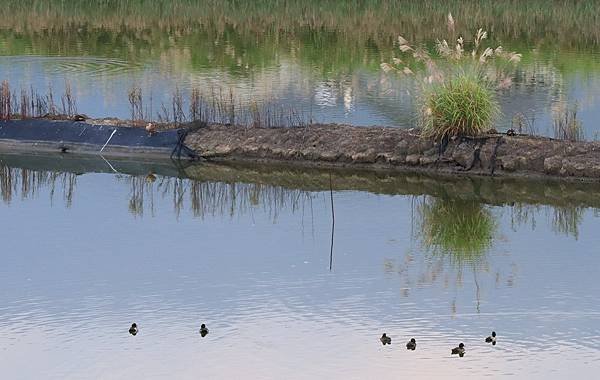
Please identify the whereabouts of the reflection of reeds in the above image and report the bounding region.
[117,174,315,220]
[416,196,496,263]
[3,1,600,48]
[509,202,583,239]
[0,164,77,206]
[550,205,584,239]
[2,162,317,220]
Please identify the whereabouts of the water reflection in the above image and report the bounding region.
[2,155,600,378]
[415,197,496,261]
[1,153,598,235]
[119,174,314,221]
[0,164,77,206]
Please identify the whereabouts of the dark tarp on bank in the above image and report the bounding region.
[0,119,197,159]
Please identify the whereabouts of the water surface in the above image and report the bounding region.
[1,155,600,379]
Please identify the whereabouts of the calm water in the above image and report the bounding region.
[1,155,600,379]
[2,3,600,379]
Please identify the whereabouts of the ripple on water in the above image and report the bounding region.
[0,55,143,78]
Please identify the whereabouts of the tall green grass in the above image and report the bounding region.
[385,23,519,139]
[420,71,499,140]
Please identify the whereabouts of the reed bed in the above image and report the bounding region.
[127,85,308,128]
[384,18,520,140]
[552,102,584,142]
[0,81,77,120]
[0,80,308,128]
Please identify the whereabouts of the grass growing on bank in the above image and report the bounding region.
[420,71,499,140]
[383,17,521,140]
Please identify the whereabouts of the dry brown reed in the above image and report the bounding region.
[1,79,308,128]
[0,81,82,119]
[128,86,144,122]
[553,102,583,142]
[130,84,307,128]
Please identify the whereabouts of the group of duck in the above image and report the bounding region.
[380,331,497,357]
[128,322,496,357]
[128,323,209,337]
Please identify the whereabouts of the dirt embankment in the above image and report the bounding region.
[185,123,600,181]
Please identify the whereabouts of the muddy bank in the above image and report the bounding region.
[186,124,600,181]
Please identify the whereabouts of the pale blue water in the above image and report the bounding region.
[1,158,600,379]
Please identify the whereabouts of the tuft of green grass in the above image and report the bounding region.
[420,71,499,140]
[384,20,520,141]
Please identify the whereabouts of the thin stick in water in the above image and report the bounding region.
[329,173,335,271]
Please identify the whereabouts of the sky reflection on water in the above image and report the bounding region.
[1,159,600,379]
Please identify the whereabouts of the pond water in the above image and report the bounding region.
[1,155,600,379]
[1,1,600,137]
[2,2,600,379]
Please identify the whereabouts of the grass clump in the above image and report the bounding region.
[383,16,520,141]
[420,71,498,140]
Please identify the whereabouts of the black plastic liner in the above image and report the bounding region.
[0,119,197,160]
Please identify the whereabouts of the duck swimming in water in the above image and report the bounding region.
[199,323,209,337]
[485,331,497,345]
[451,343,465,357]
[129,323,138,336]
[380,333,391,345]
[406,338,416,350]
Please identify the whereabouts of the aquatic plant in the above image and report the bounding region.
[383,17,521,140]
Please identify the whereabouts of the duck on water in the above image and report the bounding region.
[380,333,391,345]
